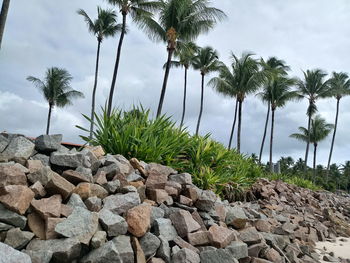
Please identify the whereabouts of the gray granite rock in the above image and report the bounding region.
[4,227,34,249]
[153,218,178,241]
[172,248,200,263]
[112,235,134,263]
[80,240,122,263]
[0,203,27,229]
[0,136,35,161]
[99,209,128,237]
[35,134,62,152]
[0,242,32,263]
[103,192,140,215]
[140,232,161,259]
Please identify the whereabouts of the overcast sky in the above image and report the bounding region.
[1,0,350,166]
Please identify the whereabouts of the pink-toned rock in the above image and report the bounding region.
[60,204,73,217]
[45,217,65,240]
[254,220,271,233]
[0,185,34,214]
[29,181,46,198]
[73,182,108,200]
[183,186,198,202]
[147,189,170,204]
[0,165,27,187]
[191,211,207,231]
[149,258,165,263]
[165,181,181,196]
[127,203,152,237]
[187,231,211,246]
[179,195,193,206]
[26,160,43,173]
[170,210,201,238]
[86,145,105,159]
[45,172,75,200]
[173,236,199,254]
[209,225,237,248]
[264,248,283,263]
[61,170,90,185]
[145,173,168,190]
[215,204,227,222]
[31,194,62,219]
[93,171,108,185]
[27,212,45,239]
[131,236,147,263]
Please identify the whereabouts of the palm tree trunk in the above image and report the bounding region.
[228,98,238,150]
[89,40,101,143]
[195,74,205,136]
[326,98,340,179]
[157,47,175,118]
[180,67,188,127]
[0,0,10,49]
[237,100,243,153]
[107,12,127,117]
[313,143,317,179]
[304,105,312,173]
[46,104,53,135]
[259,102,270,163]
[269,108,275,173]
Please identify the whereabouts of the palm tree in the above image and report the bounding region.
[326,72,350,177]
[296,69,330,171]
[78,7,121,142]
[258,76,297,172]
[27,67,84,135]
[141,0,226,117]
[290,115,334,177]
[168,42,198,127]
[106,0,160,116]
[258,57,290,163]
[0,0,10,49]
[192,46,221,135]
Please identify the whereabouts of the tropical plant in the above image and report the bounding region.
[77,7,121,142]
[296,69,330,171]
[0,0,10,49]
[141,0,226,117]
[106,0,160,116]
[290,115,334,177]
[27,67,84,134]
[192,46,221,135]
[326,72,350,176]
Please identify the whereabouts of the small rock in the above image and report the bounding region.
[131,236,147,263]
[103,180,121,194]
[140,232,161,259]
[4,227,34,249]
[153,218,178,241]
[23,250,53,263]
[173,236,199,254]
[80,240,122,263]
[225,206,248,229]
[45,172,75,200]
[200,249,238,263]
[27,212,45,239]
[188,231,211,246]
[27,166,54,186]
[113,235,134,263]
[0,165,27,187]
[226,241,248,259]
[85,196,102,212]
[156,235,171,262]
[30,153,50,166]
[67,193,87,209]
[170,210,201,238]
[0,136,35,161]
[62,169,91,184]
[91,231,107,249]
[0,203,27,229]
[50,151,85,168]
[0,242,32,263]
[208,225,237,248]
[169,173,192,185]
[99,208,128,237]
[45,217,65,239]
[29,181,47,198]
[73,182,109,200]
[239,227,262,245]
[26,159,44,173]
[172,248,200,263]
[195,190,217,212]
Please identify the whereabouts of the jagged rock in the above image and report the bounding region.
[30,181,46,198]
[251,258,273,263]
[0,134,9,152]
[103,180,121,194]
[254,219,271,233]
[127,203,152,237]
[248,242,267,257]
[60,204,73,217]
[103,192,140,215]
[127,172,144,182]
[67,193,87,209]
[150,206,165,225]
[169,173,192,185]
[209,225,237,248]
[26,159,44,173]
[113,235,134,263]
[195,190,217,212]
[85,196,102,212]
[0,222,13,231]
[80,240,122,263]
[225,206,248,229]
[94,171,108,185]
[0,165,27,186]
[45,217,64,240]
[31,194,62,219]
[263,248,283,263]
[73,182,109,200]
[131,236,147,263]
[50,150,87,168]
[173,236,199,254]
[30,153,50,166]
[146,172,168,190]
[61,169,91,184]
[4,228,34,249]
[154,218,178,241]
[85,145,105,159]
[23,249,53,263]
[91,231,107,249]
[140,232,161,259]
[35,134,62,152]
[200,249,238,263]
[99,208,128,237]
[172,248,200,263]
[45,172,75,200]
[226,241,248,259]
[188,231,211,246]
[27,212,45,239]
[27,166,55,186]
[239,227,262,245]
[156,235,171,262]
[0,185,34,214]
[0,242,32,263]
[0,136,35,161]
[170,210,201,238]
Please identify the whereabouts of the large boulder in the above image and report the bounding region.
[0,242,32,263]
[35,134,62,152]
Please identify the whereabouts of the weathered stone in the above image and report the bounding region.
[73,182,109,200]
[0,165,27,187]
[67,193,87,209]
[170,210,201,238]
[156,235,171,262]
[0,222,13,231]
[146,173,168,190]
[80,240,122,263]
[26,159,43,174]
[85,196,102,212]
[0,136,35,161]
[45,217,64,239]
[226,241,248,259]
[188,231,211,246]
[97,163,119,180]
[103,180,121,194]
[173,236,199,254]
[127,172,144,182]
[45,172,75,200]
[62,169,91,185]
[93,171,108,185]
[225,206,248,229]
[27,212,45,239]
[195,190,217,212]
[172,248,200,263]
[131,236,147,263]
[91,230,107,249]
[30,153,50,166]
[4,227,34,249]
[103,192,141,215]
[147,189,170,204]
[99,208,128,237]
[183,185,199,202]
[29,181,46,198]
[169,173,192,185]
[113,235,134,263]
[200,249,238,263]
[179,195,193,206]
[27,166,54,186]
[150,206,165,225]
[254,219,271,233]
[130,158,147,176]
[0,134,9,152]
[165,181,181,197]
[146,163,177,177]
[154,218,178,241]
[208,225,237,248]
[35,134,62,152]
[251,258,273,263]
[263,248,283,263]
[0,242,32,263]
[31,194,62,219]
[50,151,85,168]
[191,210,207,231]
[248,243,267,257]
[0,185,34,214]
[23,250,53,263]
[239,227,262,245]
[127,203,151,237]
[140,232,161,259]
[85,145,105,159]
[0,203,27,230]
[60,204,73,217]
[55,207,99,245]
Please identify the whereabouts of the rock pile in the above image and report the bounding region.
[0,133,349,263]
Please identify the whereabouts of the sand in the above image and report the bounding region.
[316,237,350,261]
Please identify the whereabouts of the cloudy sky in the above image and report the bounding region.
[1,0,350,166]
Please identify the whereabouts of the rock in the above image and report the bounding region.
[0,136,35,161]
[45,172,75,200]
[156,235,171,262]
[113,235,134,263]
[129,158,147,176]
[183,185,199,202]
[94,171,108,185]
[127,203,152,237]
[30,181,46,198]
[0,185,34,214]
[60,204,73,217]
[55,207,99,245]
[62,169,91,184]
[226,241,248,259]
[103,180,121,194]
[140,232,161,259]
[50,150,87,168]
[150,206,165,225]
[67,193,87,209]
[208,225,237,248]
[0,165,27,187]
[73,182,109,200]
[200,249,238,263]
[173,236,200,254]
[26,159,44,173]
[85,196,102,212]
[85,145,105,159]
[254,219,271,233]
[31,194,62,219]
[179,195,193,206]
[146,172,168,190]
[97,163,119,180]
[45,217,64,239]
[251,258,273,263]
[248,242,267,257]
[191,210,207,231]
[263,248,283,263]
[80,240,122,263]
[99,208,128,237]
[225,206,248,229]
[30,153,50,166]
[154,218,178,241]
[172,248,200,263]
[35,134,62,152]
[127,172,144,182]
[27,166,54,186]
[4,227,34,249]
[169,173,192,185]
[147,189,170,204]
[91,231,107,249]
[103,192,140,215]
[0,222,13,231]
[0,134,9,152]
[188,231,211,246]
[27,212,45,239]
[0,242,32,263]
[195,190,217,212]
[131,236,147,263]
[146,163,177,178]
[23,250,53,263]
[239,227,262,245]
[170,210,201,238]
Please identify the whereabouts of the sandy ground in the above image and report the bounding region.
[316,237,350,262]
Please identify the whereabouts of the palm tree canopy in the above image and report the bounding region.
[297,69,331,101]
[290,115,334,145]
[27,67,84,107]
[260,56,290,77]
[107,0,160,18]
[168,41,199,69]
[77,7,122,42]
[328,72,350,100]
[191,46,221,75]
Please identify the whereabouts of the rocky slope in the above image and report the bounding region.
[0,133,349,263]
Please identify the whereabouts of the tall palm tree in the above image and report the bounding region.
[296,69,330,171]
[106,0,160,116]
[168,42,198,127]
[0,0,10,49]
[258,76,297,172]
[192,46,221,135]
[78,7,121,142]
[258,57,290,163]
[141,0,226,117]
[326,72,350,177]
[27,67,84,135]
[290,115,334,177]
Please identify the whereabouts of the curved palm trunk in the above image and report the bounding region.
[157,47,175,118]
[269,108,275,173]
[304,107,312,173]
[195,74,205,136]
[259,102,270,163]
[326,98,340,179]
[237,100,243,153]
[313,143,317,179]
[89,40,101,143]
[0,0,10,49]
[46,104,53,135]
[180,67,188,127]
[107,13,127,117]
[228,99,238,150]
